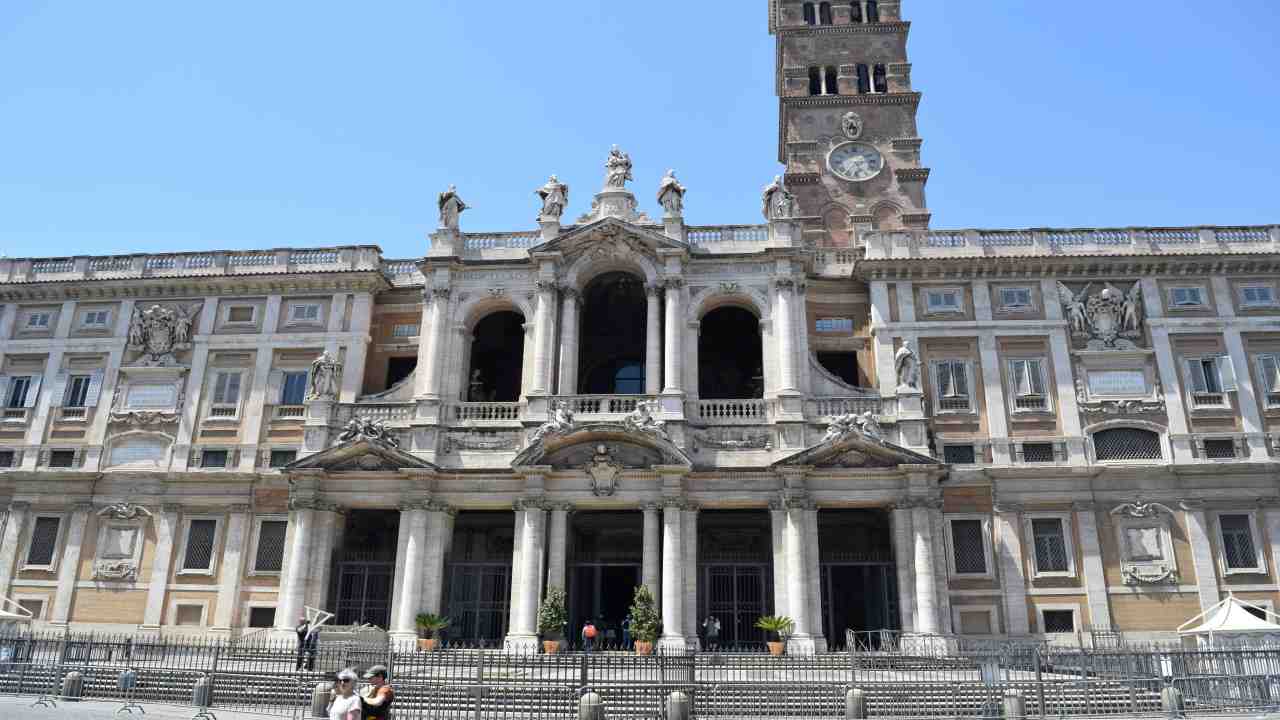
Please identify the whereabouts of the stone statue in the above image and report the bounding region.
[894,341,921,391]
[1057,282,1092,336]
[823,413,859,443]
[604,145,633,189]
[841,111,864,140]
[173,304,195,346]
[1121,282,1144,333]
[338,416,399,447]
[307,351,342,401]
[536,175,569,221]
[656,169,686,216]
[622,400,667,437]
[437,184,468,229]
[530,400,577,444]
[468,369,486,402]
[97,502,152,520]
[761,175,799,221]
[856,411,883,440]
[127,304,197,367]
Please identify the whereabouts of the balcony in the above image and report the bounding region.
[54,406,91,422]
[1,408,31,424]
[808,396,883,419]
[451,402,521,423]
[687,399,768,425]
[272,405,306,420]
[560,395,655,421]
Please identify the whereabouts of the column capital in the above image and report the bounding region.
[7,501,30,512]
[71,502,94,514]
[992,502,1024,514]
[662,277,685,291]
[514,496,551,512]
[227,503,252,514]
[641,501,661,513]
[559,287,580,303]
[773,277,795,292]
[661,495,688,510]
[549,502,575,513]
[1178,499,1207,511]
[535,280,558,294]
[427,500,457,516]
[425,286,451,301]
[398,500,431,512]
[1071,500,1099,513]
[160,503,183,515]
[645,283,662,298]
[897,495,942,511]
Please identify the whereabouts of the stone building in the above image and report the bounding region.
[0,0,1278,651]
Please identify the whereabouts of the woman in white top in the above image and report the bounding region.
[328,669,362,720]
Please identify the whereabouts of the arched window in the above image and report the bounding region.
[855,64,871,94]
[469,311,525,402]
[808,66,823,96]
[873,63,888,93]
[824,66,839,95]
[1093,428,1163,462]
[699,307,763,399]
[803,2,817,25]
[614,363,644,395]
[850,2,863,23]
[866,0,880,23]
[818,2,833,25]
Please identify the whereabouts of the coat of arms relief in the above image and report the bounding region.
[127,303,200,367]
[1057,282,1145,351]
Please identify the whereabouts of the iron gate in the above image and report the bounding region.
[334,561,394,627]
[700,564,769,647]
[820,563,898,648]
[444,563,511,646]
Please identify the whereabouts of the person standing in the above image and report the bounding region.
[701,615,722,651]
[621,614,633,649]
[296,615,319,671]
[327,669,362,720]
[581,619,598,654]
[359,665,395,720]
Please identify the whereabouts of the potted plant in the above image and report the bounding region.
[755,615,793,656]
[538,587,568,654]
[628,585,660,656]
[415,613,451,652]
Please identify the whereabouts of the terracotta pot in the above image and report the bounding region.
[635,641,654,656]
[543,640,561,655]
[418,638,438,652]
[767,641,785,656]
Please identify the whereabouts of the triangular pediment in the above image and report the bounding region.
[529,217,687,264]
[286,437,439,473]
[512,422,692,471]
[773,428,936,470]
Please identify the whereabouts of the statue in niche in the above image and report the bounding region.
[468,369,487,402]
[307,351,342,400]
[761,175,800,220]
[604,145,633,189]
[894,341,921,392]
[437,184,468,229]
[536,175,569,221]
[656,170,686,216]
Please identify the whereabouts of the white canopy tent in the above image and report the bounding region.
[1178,595,1280,647]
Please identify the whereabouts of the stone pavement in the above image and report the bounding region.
[0,696,306,719]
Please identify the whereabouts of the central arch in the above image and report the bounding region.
[578,271,649,394]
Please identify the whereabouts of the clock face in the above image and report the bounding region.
[827,142,884,182]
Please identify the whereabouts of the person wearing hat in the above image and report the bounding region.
[326,669,362,720]
[359,664,395,720]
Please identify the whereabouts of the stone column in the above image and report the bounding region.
[557,289,580,395]
[659,499,686,652]
[0,503,30,602]
[1182,501,1220,613]
[770,503,789,618]
[531,282,557,395]
[994,504,1030,635]
[646,285,662,395]
[783,502,815,654]
[505,500,546,651]
[420,503,455,614]
[392,503,429,641]
[211,506,251,634]
[642,503,661,603]
[910,501,940,634]
[546,504,570,594]
[420,288,451,399]
[803,504,826,651]
[682,505,699,651]
[275,503,316,634]
[305,506,342,612]
[50,503,91,626]
[1075,503,1113,632]
[141,506,180,630]
[662,280,684,394]
[890,505,915,632]
[774,279,799,393]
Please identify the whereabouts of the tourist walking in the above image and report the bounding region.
[360,664,395,720]
[701,614,722,651]
[296,614,318,671]
[327,669,362,720]
[581,619,598,653]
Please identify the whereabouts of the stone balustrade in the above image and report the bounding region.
[685,224,770,246]
[863,225,1280,260]
[450,402,522,423]
[808,395,883,419]
[687,399,768,424]
[338,403,415,425]
[561,394,654,419]
[0,246,384,284]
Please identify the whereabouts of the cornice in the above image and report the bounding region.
[857,254,1280,282]
[775,21,910,37]
[894,168,931,183]
[782,93,921,109]
[0,270,390,303]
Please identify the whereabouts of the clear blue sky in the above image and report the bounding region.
[2,1,1278,260]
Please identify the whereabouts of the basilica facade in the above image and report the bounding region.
[1,0,1278,651]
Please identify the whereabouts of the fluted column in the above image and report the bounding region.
[645,285,662,394]
[531,281,557,395]
[659,499,686,653]
[682,504,699,651]
[910,500,940,634]
[783,502,815,654]
[50,504,91,626]
[642,503,661,603]
[557,289,580,394]
[275,502,316,634]
[662,279,684,394]
[774,279,799,393]
[0,503,30,602]
[546,504,571,593]
[420,287,451,399]
[392,503,429,641]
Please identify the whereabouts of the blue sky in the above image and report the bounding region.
[1,1,1277,260]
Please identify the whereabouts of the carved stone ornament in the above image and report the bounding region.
[621,400,668,439]
[444,431,520,453]
[604,145,634,189]
[437,185,467,230]
[841,111,864,140]
[536,175,569,221]
[109,410,181,427]
[337,417,400,448]
[1121,565,1178,586]
[823,412,884,443]
[127,304,198,367]
[656,169,686,217]
[894,341,921,392]
[1057,282,1145,351]
[307,351,343,401]
[529,400,577,444]
[97,502,152,520]
[692,429,771,451]
[583,444,623,497]
[1110,499,1175,518]
[93,559,138,581]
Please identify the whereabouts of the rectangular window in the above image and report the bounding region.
[925,289,962,313]
[1010,359,1049,412]
[201,449,228,468]
[6,376,33,408]
[1185,356,1236,406]
[16,598,44,620]
[949,518,989,575]
[225,306,256,324]
[803,2,816,25]
[815,317,854,333]
[1203,438,1237,459]
[48,450,76,468]
[1256,354,1280,407]
[25,312,51,330]
[254,520,288,573]
[943,444,976,464]
[998,287,1033,311]
[1031,518,1071,574]
[1241,285,1276,308]
[872,63,888,94]
[855,64,870,94]
[1170,286,1205,308]
[1220,514,1261,572]
[391,323,420,338]
[269,449,297,468]
[823,66,838,95]
[25,516,61,568]
[64,375,91,408]
[80,310,110,328]
[248,606,276,628]
[866,0,880,22]
[174,604,204,626]
[850,1,863,23]
[1022,443,1057,463]
[182,519,219,572]
[288,303,322,324]
[957,609,993,635]
[1042,609,1076,634]
[210,371,242,417]
[280,371,308,405]
[934,360,971,412]
[808,66,822,96]
[0,450,15,468]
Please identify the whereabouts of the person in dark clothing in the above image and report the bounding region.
[296,615,319,671]
[360,664,395,720]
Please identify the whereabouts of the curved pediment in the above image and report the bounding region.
[773,427,936,470]
[286,437,439,473]
[512,423,692,471]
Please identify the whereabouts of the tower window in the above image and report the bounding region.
[803,2,817,25]
[856,64,871,94]
[850,2,862,23]
[818,2,833,25]
[809,66,822,96]
[867,0,880,22]
[824,66,839,95]
[873,64,888,93]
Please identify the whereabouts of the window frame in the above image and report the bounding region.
[12,594,48,621]
[1037,605,1080,635]
[1182,355,1236,409]
[931,359,974,414]
[248,515,289,576]
[4,375,36,409]
[175,514,223,576]
[78,309,112,330]
[1007,357,1053,414]
[63,374,92,408]
[923,287,964,315]
[268,448,298,469]
[1112,511,1178,582]
[285,302,324,327]
[1240,283,1278,309]
[996,286,1035,313]
[1254,354,1280,408]
[222,304,258,326]
[200,448,230,469]
[390,323,420,339]
[1213,511,1266,576]
[279,370,309,406]
[21,513,66,572]
[208,370,244,420]
[22,311,53,331]
[1023,512,1077,579]
[93,515,148,577]
[170,599,210,628]
[952,604,999,636]
[944,513,995,580]
[1168,285,1207,309]
[243,602,279,629]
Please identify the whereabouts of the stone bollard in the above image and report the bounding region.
[1003,689,1026,720]
[665,690,691,720]
[61,670,84,701]
[844,687,867,719]
[311,682,332,718]
[192,675,213,708]
[578,690,605,720]
[1161,685,1185,719]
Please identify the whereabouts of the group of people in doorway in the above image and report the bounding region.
[576,614,723,651]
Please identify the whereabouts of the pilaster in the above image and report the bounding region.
[556,289,580,395]
[889,504,914,632]
[1181,500,1220,613]
[0,503,30,601]
[210,506,251,635]
[978,335,1012,464]
[1074,502,1113,632]
[142,505,180,630]
[421,502,456,615]
[993,504,1030,635]
[49,503,91,627]
[645,286,662,395]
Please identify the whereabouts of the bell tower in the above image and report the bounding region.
[770,0,931,247]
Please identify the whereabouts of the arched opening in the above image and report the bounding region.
[698,306,763,400]
[818,1,833,25]
[803,2,817,25]
[579,272,648,394]
[468,311,525,402]
[1093,427,1163,462]
[824,66,839,95]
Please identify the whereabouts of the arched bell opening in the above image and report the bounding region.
[578,271,648,394]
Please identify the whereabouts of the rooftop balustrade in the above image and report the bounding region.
[0,246,384,284]
[864,225,1279,260]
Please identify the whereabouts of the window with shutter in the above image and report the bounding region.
[949,518,988,575]
[1185,356,1234,407]
[926,289,962,313]
[210,372,242,418]
[5,377,32,408]
[1171,287,1205,308]
[254,520,288,573]
[935,361,971,412]
[64,376,91,408]
[1241,285,1276,308]
[1220,514,1261,572]
[1258,355,1280,407]
[998,287,1033,310]
[1010,359,1049,411]
[182,519,219,572]
[289,304,322,324]
[280,372,308,405]
[25,516,61,568]
[1031,518,1070,574]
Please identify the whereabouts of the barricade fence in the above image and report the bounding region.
[4,628,1280,718]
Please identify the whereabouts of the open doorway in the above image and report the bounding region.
[567,511,642,647]
[818,509,899,649]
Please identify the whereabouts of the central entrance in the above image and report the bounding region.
[578,272,648,394]
[333,510,399,628]
[698,510,773,648]
[568,511,642,647]
[819,509,899,649]
[443,511,514,647]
